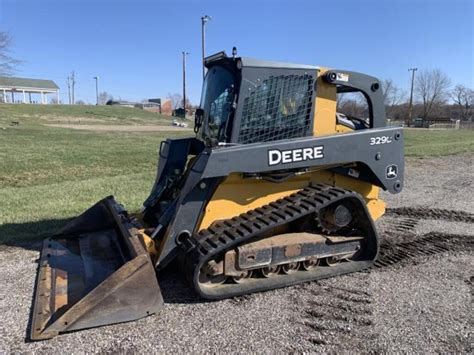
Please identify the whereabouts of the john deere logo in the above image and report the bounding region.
[268,146,324,166]
[386,164,398,179]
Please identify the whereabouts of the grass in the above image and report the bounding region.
[0,104,472,244]
[404,129,474,157]
[0,105,189,244]
[0,103,172,125]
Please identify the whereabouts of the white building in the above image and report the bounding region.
[0,76,59,104]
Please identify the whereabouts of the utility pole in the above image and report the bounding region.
[66,76,71,104]
[182,51,189,116]
[94,76,100,105]
[201,15,211,79]
[71,71,76,105]
[407,67,418,127]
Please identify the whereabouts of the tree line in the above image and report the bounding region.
[339,70,472,124]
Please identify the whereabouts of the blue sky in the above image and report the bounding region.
[1,0,472,104]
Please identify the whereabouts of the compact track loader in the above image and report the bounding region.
[30,50,404,340]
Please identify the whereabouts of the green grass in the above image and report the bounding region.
[0,103,172,125]
[0,105,189,244]
[0,104,472,244]
[404,129,474,157]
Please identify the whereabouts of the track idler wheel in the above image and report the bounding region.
[199,270,227,286]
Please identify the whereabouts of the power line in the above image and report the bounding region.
[66,76,72,104]
[71,70,76,104]
[94,76,100,105]
[182,51,189,112]
[407,67,418,127]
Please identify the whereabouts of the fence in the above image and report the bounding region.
[389,119,474,130]
[429,121,474,130]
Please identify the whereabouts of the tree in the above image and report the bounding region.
[451,84,473,120]
[166,92,192,110]
[337,92,368,118]
[50,97,60,104]
[76,100,86,105]
[0,32,21,76]
[382,79,405,118]
[99,91,113,105]
[167,92,182,110]
[415,69,451,120]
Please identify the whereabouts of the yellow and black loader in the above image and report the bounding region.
[30,50,404,340]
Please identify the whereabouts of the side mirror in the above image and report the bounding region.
[194,108,204,134]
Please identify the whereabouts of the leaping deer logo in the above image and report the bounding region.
[386,165,398,179]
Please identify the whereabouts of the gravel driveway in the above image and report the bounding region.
[0,154,472,353]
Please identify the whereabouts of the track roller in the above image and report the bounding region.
[324,256,341,266]
[302,257,320,270]
[261,265,281,278]
[232,270,253,283]
[282,262,300,274]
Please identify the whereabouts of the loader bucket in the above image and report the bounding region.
[30,197,163,340]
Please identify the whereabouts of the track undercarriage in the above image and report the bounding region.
[181,184,379,299]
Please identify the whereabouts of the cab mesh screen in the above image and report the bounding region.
[238,74,314,144]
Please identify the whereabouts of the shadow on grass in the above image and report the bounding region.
[0,217,74,251]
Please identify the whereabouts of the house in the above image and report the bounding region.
[148,98,172,115]
[0,76,59,104]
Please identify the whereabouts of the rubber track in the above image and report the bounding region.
[386,207,474,224]
[194,184,353,257]
[183,183,378,299]
[374,232,473,268]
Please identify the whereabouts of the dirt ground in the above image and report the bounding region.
[0,154,472,353]
[45,124,193,132]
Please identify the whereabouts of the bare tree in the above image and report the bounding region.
[166,92,192,110]
[0,32,21,76]
[451,84,473,120]
[415,69,451,120]
[382,79,406,118]
[337,92,368,118]
[99,91,113,105]
[50,97,60,104]
[167,92,183,110]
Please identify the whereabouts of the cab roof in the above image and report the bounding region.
[204,51,319,70]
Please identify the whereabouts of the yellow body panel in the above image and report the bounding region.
[198,171,385,231]
[139,230,158,263]
[313,68,338,136]
[197,67,385,231]
[199,173,308,230]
